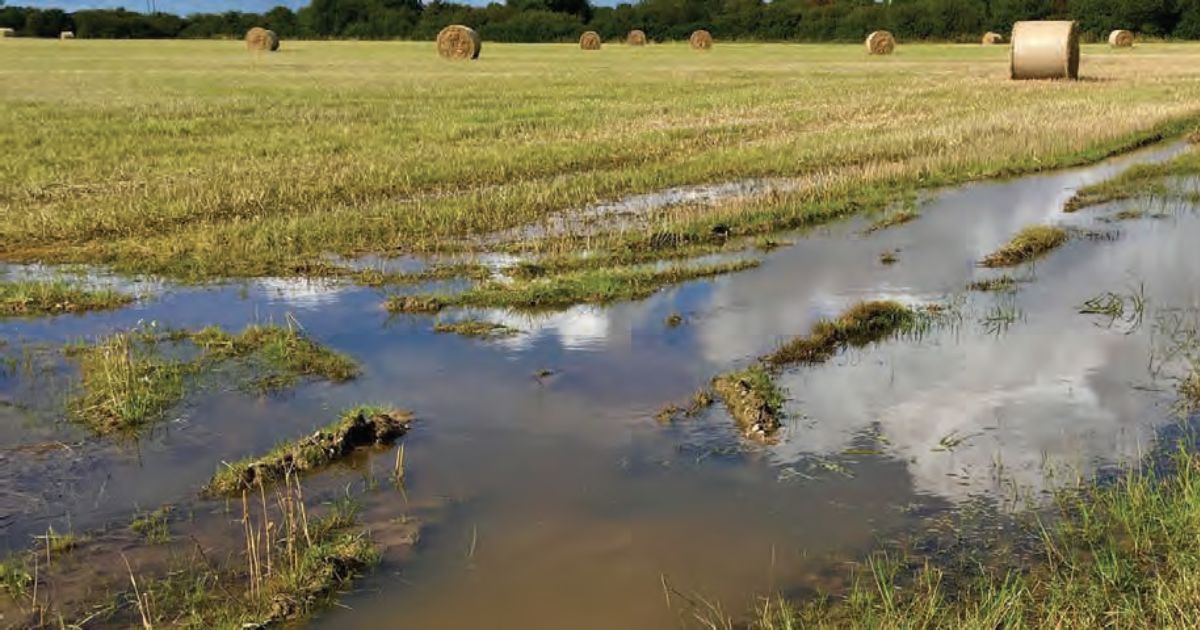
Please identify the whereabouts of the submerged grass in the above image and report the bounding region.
[864,208,920,233]
[0,279,132,317]
[979,225,1069,268]
[433,319,519,339]
[711,301,919,438]
[386,260,759,312]
[206,406,410,496]
[967,275,1018,293]
[66,332,188,435]
[752,445,1200,628]
[764,301,917,367]
[66,324,357,435]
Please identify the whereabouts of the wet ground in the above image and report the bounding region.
[1,141,1198,628]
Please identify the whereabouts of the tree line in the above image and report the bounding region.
[2,0,1199,43]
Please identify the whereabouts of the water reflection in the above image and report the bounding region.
[0,142,1196,629]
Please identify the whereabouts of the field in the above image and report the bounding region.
[3,40,1200,283]
[6,38,1200,628]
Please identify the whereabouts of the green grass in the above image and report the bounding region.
[2,41,1200,284]
[188,323,359,388]
[206,406,410,496]
[67,331,189,435]
[433,319,519,338]
[1066,146,1200,212]
[967,275,1018,293]
[0,279,132,317]
[979,225,1069,268]
[711,301,919,437]
[66,324,357,435]
[386,260,759,311]
[751,444,1200,629]
[764,301,917,366]
[712,365,785,438]
[109,500,378,628]
[130,506,173,544]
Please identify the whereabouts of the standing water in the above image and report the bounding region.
[1,142,1197,628]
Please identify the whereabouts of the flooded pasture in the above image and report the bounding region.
[2,141,1199,628]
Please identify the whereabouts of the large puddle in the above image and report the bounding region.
[1,141,1198,628]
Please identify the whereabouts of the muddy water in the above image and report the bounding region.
[1,142,1198,628]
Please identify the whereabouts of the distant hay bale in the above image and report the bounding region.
[982,31,1004,45]
[627,29,647,46]
[1108,29,1134,48]
[437,25,481,60]
[690,29,713,50]
[865,30,895,55]
[0,28,15,38]
[1010,20,1079,80]
[579,30,601,50]
[59,31,74,40]
[245,27,279,52]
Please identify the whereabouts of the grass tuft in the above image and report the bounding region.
[206,406,411,496]
[0,280,132,317]
[433,319,519,339]
[765,301,916,367]
[712,365,784,438]
[979,225,1068,267]
[66,324,358,435]
[387,260,759,312]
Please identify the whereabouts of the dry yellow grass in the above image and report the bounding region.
[0,41,1199,280]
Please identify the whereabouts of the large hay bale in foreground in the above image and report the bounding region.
[982,31,1004,45]
[1010,20,1079,80]
[245,27,279,51]
[627,29,647,46]
[865,30,895,55]
[0,28,15,38]
[690,29,713,50]
[1108,29,1134,48]
[437,25,481,60]
[59,31,74,40]
[579,30,601,50]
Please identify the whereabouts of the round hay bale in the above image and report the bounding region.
[982,31,1004,45]
[579,30,601,50]
[865,30,895,55]
[0,28,15,38]
[59,31,74,40]
[245,27,279,52]
[689,29,713,50]
[1010,20,1079,80]
[436,25,481,60]
[1108,29,1134,48]
[627,29,647,46]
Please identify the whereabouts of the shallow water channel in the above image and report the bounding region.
[2,142,1199,628]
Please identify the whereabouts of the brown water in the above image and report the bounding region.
[1,141,1198,628]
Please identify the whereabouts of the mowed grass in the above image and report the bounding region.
[2,41,1200,281]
